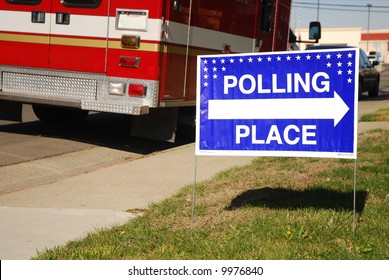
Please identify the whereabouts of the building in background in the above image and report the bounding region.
[294,28,389,64]
[361,30,389,63]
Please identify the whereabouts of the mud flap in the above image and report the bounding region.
[131,108,178,142]
[0,100,23,122]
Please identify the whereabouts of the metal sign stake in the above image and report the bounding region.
[191,155,198,230]
[353,158,357,238]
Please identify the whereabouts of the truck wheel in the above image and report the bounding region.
[368,79,380,98]
[358,80,363,100]
[32,105,89,125]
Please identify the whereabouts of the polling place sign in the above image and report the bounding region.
[196,49,359,158]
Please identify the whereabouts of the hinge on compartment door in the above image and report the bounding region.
[161,17,168,40]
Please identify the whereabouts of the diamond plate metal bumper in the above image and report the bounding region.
[0,66,159,115]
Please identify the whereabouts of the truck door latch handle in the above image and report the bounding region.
[31,11,45,23]
[56,12,70,25]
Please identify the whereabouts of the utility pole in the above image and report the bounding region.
[367,3,372,53]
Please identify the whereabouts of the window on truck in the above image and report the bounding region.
[6,0,42,5]
[61,0,101,8]
[360,50,371,67]
[260,0,274,32]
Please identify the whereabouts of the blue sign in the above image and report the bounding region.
[196,49,358,159]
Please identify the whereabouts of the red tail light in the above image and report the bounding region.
[128,84,146,97]
[119,56,140,68]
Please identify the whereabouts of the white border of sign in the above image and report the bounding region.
[196,49,359,159]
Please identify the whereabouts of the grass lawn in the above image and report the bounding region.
[34,129,389,260]
[360,107,389,122]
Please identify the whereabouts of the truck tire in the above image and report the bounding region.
[32,105,89,125]
[358,80,363,100]
[368,78,380,98]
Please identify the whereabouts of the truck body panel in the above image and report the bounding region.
[0,0,291,137]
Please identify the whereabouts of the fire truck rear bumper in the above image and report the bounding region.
[81,100,149,115]
[0,93,150,115]
[0,66,157,115]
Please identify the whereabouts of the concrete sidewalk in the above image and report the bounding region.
[0,121,388,260]
[0,144,256,259]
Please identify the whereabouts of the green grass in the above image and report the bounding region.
[360,107,389,122]
[35,130,389,260]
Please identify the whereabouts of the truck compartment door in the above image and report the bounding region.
[0,0,51,68]
[161,0,191,101]
[0,0,109,73]
[49,0,109,73]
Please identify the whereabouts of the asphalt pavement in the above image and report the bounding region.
[0,115,388,260]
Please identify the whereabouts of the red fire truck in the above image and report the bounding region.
[0,0,292,140]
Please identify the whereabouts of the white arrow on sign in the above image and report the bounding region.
[208,91,349,127]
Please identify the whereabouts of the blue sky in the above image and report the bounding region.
[290,0,389,31]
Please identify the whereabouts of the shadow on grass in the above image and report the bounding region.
[225,187,368,214]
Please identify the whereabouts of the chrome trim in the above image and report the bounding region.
[159,100,196,107]
[116,9,149,31]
